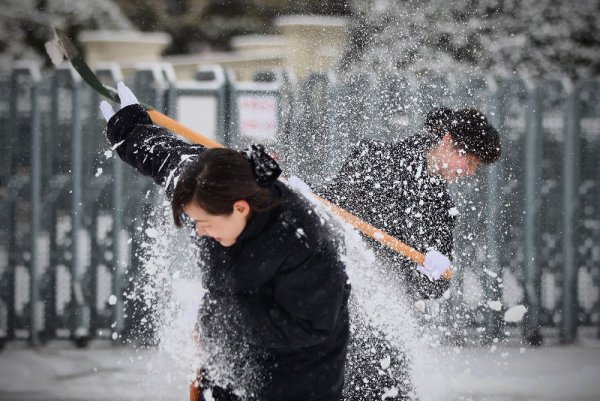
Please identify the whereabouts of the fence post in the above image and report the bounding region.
[29,66,42,346]
[5,67,19,341]
[44,68,72,341]
[104,66,127,342]
[522,83,543,345]
[0,74,8,347]
[327,73,376,173]
[112,155,126,342]
[592,80,600,340]
[69,69,91,345]
[4,63,41,343]
[91,64,126,341]
[291,71,336,184]
[561,81,580,343]
[484,77,504,343]
[133,63,171,111]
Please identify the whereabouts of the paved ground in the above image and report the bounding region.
[1,339,600,401]
[0,341,185,401]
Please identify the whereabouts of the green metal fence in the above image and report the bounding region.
[0,62,598,348]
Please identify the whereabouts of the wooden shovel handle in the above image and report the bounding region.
[190,381,200,401]
[189,373,202,401]
[146,108,453,280]
[317,197,453,280]
[147,109,224,149]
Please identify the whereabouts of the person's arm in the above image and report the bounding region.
[401,258,451,299]
[105,104,205,194]
[397,213,455,300]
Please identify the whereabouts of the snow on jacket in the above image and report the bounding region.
[319,135,455,299]
[105,104,351,401]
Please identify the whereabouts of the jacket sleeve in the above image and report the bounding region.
[399,257,451,300]
[404,195,455,300]
[393,213,454,300]
[236,242,348,350]
[369,241,450,301]
[105,104,206,195]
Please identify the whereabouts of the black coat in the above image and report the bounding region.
[319,135,456,299]
[106,105,351,401]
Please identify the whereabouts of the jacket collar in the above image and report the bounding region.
[232,183,283,248]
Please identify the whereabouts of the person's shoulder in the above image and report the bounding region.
[391,133,435,158]
[277,184,320,228]
[354,132,434,152]
[276,183,331,247]
[395,132,428,147]
[353,138,390,153]
[347,139,400,167]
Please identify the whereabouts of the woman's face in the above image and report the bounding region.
[183,200,250,247]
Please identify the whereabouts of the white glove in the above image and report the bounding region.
[417,250,451,280]
[99,101,115,122]
[99,81,140,122]
[287,175,313,195]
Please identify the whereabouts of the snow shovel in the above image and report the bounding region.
[190,377,200,401]
[43,27,452,280]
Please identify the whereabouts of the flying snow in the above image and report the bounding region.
[504,304,527,322]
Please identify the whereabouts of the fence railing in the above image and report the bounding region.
[0,61,598,348]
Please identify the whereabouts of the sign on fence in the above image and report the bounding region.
[237,94,279,140]
[176,95,219,140]
[168,65,229,143]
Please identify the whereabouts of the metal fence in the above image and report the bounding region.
[0,61,598,348]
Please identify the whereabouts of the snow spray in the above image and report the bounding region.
[119,185,459,401]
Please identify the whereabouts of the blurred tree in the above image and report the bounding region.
[478,0,600,79]
[344,0,600,80]
[0,0,354,74]
[114,0,352,55]
[4,0,592,80]
[342,0,481,77]
[0,0,133,74]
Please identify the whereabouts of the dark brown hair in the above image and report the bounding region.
[425,107,501,164]
[171,148,274,227]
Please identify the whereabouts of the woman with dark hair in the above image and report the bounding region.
[100,83,351,401]
[320,107,501,400]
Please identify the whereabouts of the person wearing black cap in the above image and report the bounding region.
[322,107,501,297]
[319,107,501,400]
[100,83,351,401]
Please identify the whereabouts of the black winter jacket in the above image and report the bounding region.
[106,105,351,401]
[319,135,456,299]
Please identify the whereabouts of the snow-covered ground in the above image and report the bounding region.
[414,337,600,401]
[1,339,599,401]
